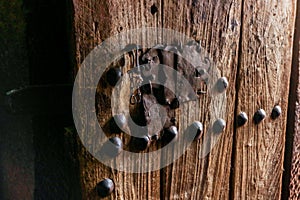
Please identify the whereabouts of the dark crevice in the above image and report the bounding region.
[229,0,245,199]
[23,0,81,199]
[281,0,300,199]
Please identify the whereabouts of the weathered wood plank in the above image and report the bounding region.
[232,0,296,199]
[72,0,162,199]
[72,0,298,199]
[161,0,242,199]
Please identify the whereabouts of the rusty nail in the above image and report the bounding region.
[215,77,228,93]
[106,68,122,86]
[212,119,226,134]
[96,178,115,197]
[253,109,266,124]
[271,105,281,119]
[237,112,248,127]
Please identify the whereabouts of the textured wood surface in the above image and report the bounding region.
[73,0,162,199]
[72,0,297,199]
[161,0,241,199]
[232,0,296,199]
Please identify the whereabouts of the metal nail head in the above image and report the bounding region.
[162,126,178,143]
[212,119,226,134]
[101,137,123,158]
[271,105,282,119]
[96,178,115,197]
[130,135,150,152]
[237,112,248,127]
[215,77,228,93]
[106,68,122,86]
[253,109,266,124]
[190,121,203,140]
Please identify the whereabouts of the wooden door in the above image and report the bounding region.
[69,0,298,199]
[2,0,300,199]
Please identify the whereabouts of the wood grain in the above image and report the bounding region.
[72,0,298,199]
[161,0,242,199]
[232,0,296,199]
[73,0,162,199]
[73,0,242,199]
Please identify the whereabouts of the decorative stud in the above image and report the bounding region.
[110,114,126,133]
[212,119,226,134]
[162,126,178,143]
[106,68,122,86]
[130,135,150,152]
[271,105,282,119]
[96,178,115,198]
[101,137,123,158]
[190,121,203,140]
[237,112,248,127]
[253,109,266,124]
[215,77,228,93]
[114,114,126,129]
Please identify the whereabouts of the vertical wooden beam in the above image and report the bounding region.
[22,0,81,199]
[72,0,298,199]
[161,0,242,199]
[232,0,296,199]
[72,0,162,199]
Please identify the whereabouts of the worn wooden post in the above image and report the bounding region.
[232,1,296,199]
[71,0,297,199]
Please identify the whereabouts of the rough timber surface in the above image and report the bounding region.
[72,0,297,199]
[232,1,296,199]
